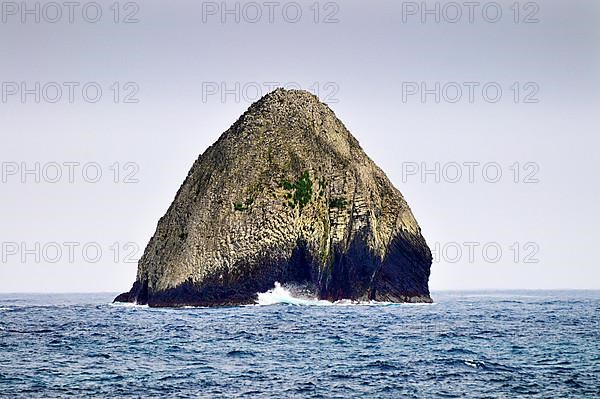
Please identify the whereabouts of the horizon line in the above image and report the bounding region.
[1,288,599,295]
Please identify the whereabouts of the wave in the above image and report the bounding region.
[255,282,406,307]
[256,282,333,306]
[109,302,149,309]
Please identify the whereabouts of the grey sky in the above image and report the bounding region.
[1,0,599,292]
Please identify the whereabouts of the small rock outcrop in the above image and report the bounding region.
[115,89,432,307]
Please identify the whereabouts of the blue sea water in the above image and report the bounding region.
[0,289,598,398]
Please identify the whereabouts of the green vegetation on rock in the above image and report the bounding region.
[318,178,327,197]
[234,197,255,212]
[329,197,348,209]
[280,171,313,208]
[234,202,247,212]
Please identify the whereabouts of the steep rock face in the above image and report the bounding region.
[115,89,432,307]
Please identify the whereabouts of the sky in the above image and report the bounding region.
[0,0,599,293]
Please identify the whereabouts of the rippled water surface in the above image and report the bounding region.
[0,291,598,398]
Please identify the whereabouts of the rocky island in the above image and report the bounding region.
[115,89,432,307]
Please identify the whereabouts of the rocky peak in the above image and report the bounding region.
[115,89,432,307]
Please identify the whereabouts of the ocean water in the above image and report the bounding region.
[0,289,598,398]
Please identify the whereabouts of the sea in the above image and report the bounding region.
[0,287,598,398]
